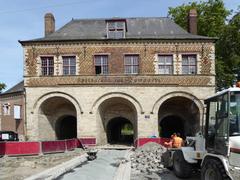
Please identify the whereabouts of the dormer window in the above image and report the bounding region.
[107,20,126,39]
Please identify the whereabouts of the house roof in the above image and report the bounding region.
[0,81,24,95]
[19,17,216,44]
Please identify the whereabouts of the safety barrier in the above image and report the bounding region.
[66,138,78,151]
[0,138,81,156]
[41,140,66,154]
[134,137,170,147]
[79,137,96,146]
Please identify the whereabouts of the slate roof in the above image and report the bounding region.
[0,81,24,95]
[19,17,216,44]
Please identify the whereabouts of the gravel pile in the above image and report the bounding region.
[130,142,169,179]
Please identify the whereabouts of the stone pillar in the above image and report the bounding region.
[44,13,55,36]
[137,113,159,138]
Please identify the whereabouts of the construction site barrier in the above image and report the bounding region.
[66,139,78,151]
[0,142,5,155]
[134,137,170,147]
[79,137,96,146]
[0,138,81,156]
[0,141,40,156]
[41,140,66,154]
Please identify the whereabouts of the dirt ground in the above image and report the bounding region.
[0,148,84,180]
[131,169,201,180]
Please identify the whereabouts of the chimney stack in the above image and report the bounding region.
[188,9,197,34]
[44,13,55,36]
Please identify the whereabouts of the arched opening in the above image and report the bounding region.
[56,115,77,140]
[158,96,200,138]
[97,97,137,145]
[160,116,184,138]
[38,96,77,140]
[107,117,134,145]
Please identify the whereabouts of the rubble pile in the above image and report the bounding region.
[130,142,167,177]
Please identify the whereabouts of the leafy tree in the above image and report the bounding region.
[168,0,235,90]
[215,11,240,89]
[0,83,6,93]
[168,0,230,37]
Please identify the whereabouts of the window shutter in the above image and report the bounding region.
[14,105,21,119]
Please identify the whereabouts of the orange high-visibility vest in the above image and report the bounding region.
[172,136,183,148]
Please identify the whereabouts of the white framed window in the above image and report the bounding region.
[41,56,54,76]
[158,55,173,74]
[94,55,108,75]
[63,56,76,75]
[107,21,125,39]
[2,103,10,116]
[124,55,139,74]
[14,105,21,119]
[182,55,197,74]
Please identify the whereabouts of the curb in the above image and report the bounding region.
[25,153,88,180]
[113,150,133,180]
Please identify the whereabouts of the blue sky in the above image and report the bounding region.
[0,0,239,91]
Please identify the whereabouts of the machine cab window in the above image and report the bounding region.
[205,90,240,155]
[205,92,229,154]
[229,92,240,136]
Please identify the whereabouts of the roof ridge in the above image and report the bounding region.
[19,17,217,44]
[71,16,170,21]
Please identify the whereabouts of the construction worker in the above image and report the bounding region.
[164,133,177,148]
[172,133,183,148]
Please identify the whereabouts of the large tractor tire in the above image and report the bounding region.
[173,150,192,178]
[201,158,230,180]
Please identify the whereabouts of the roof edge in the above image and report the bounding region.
[19,37,217,45]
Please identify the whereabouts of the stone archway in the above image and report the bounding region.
[56,115,77,140]
[96,97,138,145]
[158,96,200,138]
[159,115,184,138]
[38,96,77,140]
[107,117,133,145]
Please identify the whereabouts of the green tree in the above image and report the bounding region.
[217,12,240,86]
[0,83,6,93]
[168,0,234,90]
[168,0,230,37]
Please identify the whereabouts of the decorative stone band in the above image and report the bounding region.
[25,75,214,87]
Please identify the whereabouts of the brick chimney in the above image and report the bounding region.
[44,13,55,36]
[188,9,197,34]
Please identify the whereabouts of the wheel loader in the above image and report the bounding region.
[162,87,240,180]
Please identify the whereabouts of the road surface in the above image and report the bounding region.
[58,150,127,180]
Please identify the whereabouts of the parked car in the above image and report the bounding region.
[0,131,19,141]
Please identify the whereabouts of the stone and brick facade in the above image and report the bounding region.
[19,12,216,145]
[0,81,25,140]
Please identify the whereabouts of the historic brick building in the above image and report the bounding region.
[0,81,25,140]
[19,11,216,145]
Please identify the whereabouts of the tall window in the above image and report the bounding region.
[41,57,54,76]
[63,56,76,75]
[94,55,108,75]
[182,55,197,74]
[2,103,10,116]
[158,55,173,74]
[14,105,21,119]
[107,21,125,39]
[124,55,139,74]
